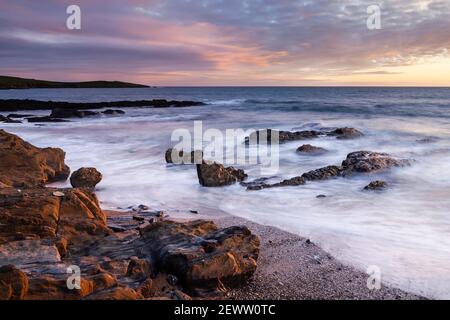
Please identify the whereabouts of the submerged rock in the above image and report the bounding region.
[102,109,125,115]
[50,108,99,119]
[70,167,102,189]
[364,180,388,191]
[302,165,343,181]
[197,162,247,187]
[27,116,69,123]
[0,129,70,187]
[245,129,321,144]
[296,144,327,155]
[165,148,203,164]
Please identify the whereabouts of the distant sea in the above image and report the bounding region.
[2,87,450,298]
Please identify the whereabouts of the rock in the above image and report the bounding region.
[85,287,144,300]
[296,144,327,155]
[364,180,388,191]
[50,108,99,119]
[138,220,260,295]
[341,151,409,176]
[165,148,203,164]
[70,167,102,189]
[7,114,33,119]
[27,116,70,123]
[53,191,65,197]
[0,187,110,246]
[0,130,70,187]
[197,162,247,187]
[0,241,61,265]
[0,117,22,123]
[167,274,178,286]
[102,109,125,115]
[126,257,152,280]
[246,176,305,191]
[328,127,363,140]
[302,165,343,181]
[316,194,327,198]
[245,129,321,145]
[0,265,29,300]
[137,279,154,298]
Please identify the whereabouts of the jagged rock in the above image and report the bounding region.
[126,257,152,280]
[0,130,70,187]
[197,162,247,187]
[0,187,110,246]
[138,220,260,295]
[302,165,343,181]
[165,148,203,164]
[341,151,409,176]
[245,129,321,144]
[137,279,153,298]
[246,176,305,191]
[296,144,327,155]
[364,180,388,191]
[0,265,29,300]
[70,167,102,189]
[328,127,364,140]
[85,287,144,300]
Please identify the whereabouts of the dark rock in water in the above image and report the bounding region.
[364,180,388,191]
[27,116,69,123]
[7,114,33,119]
[316,194,327,198]
[341,151,409,176]
[197,162,247,187]
[138,220,260,294]
[0,116,21,123]
[165,148,203,164]
[50,108,99,118]
[70,167,102,189]
[416,136,439,144]
[245,129,321,145]
[302,165,343,181]
[0,129,70,188]
[189,210,199,214]
[328,127,364,140]
[246,176,305,191]
[0,265,29,300]
[296,144,327,155]
[102,109,125,115]
[0,99,205,112]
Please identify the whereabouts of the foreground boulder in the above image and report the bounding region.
[197,162,247,187]
[0,130,70,187]
[0,265,29,300]
[165,148,203,164]
[70,167,102,189]
[138,220,260,295]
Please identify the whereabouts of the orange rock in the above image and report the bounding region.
[0,129,70,188]
[0,265,29,300]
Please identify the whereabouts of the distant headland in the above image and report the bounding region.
[0,75,149,89]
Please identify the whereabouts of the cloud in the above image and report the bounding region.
[0,0,449,84]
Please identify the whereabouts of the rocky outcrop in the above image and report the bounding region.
[0,130,260,300]
[70,168,102,189]
[0,265,29,300]
[364,180,388,191]
[0,130,70,187]
[247,151,409,190]
[197,162,247,187]
[138,220,260,295]
[340,151,409,176]
[245,127,363,145]
[0,99,205,112]
[165,148,203,164]
[297,144,327,155]
[102,109,125,115]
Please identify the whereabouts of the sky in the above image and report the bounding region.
[0,0,449,86]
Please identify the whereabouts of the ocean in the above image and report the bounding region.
[1,87,450,298]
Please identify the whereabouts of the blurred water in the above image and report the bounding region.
[1,87,450,298]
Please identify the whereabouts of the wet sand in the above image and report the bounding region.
[213,215,423,300]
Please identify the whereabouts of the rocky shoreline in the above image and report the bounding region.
[0,128,423,300]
